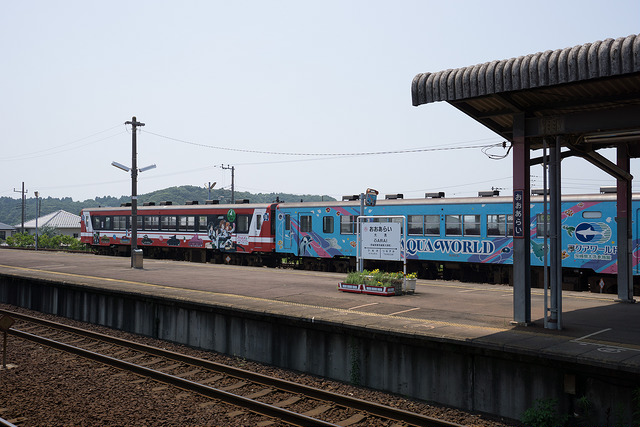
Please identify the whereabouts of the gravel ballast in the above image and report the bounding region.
[0,304,519,426]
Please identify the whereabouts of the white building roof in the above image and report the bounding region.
[19,210,81,230]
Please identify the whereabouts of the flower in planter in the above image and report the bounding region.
[344,271,367,285]
[344,269,408,287]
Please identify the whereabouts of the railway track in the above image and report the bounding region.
[1,309,464,427]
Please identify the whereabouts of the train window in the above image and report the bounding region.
[408,215,423,235]
[445,215,462,236]
[256,215,262,230]
[284,214,291,231]
[137,216,143,229]
[487,214,505,236]
[583,211,602,219]
[92,216,103,230]
[161,216,177,231]
[463,215,481,236]
[104,216,113,230]
[340,215,357,234]
[237,214,251,233]
[178,216,195,231]
[114,216,128,231]
[536,214,550,238]
[300,215,312,233]
[507,214,514,236]
[144,216,159,230]
[198,216,208,232]
[323,216,334,233]
[424,215,439,236]
[390,217,404,234]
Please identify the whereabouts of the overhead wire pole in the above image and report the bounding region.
[13,182,27,234]
[221,165,235,203]
[125,116,145,268]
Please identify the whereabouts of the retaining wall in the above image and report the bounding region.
[1,274,636,424]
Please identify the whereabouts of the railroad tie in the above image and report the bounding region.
[244,388,275,399]
[302,404,332,417]
[218,380,247,391]
[337,413,366,426]
[273,396,301,408]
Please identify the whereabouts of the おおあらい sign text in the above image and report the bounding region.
[362,223,402,261]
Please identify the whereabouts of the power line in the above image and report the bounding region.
[0,125,125,161]
[143,129,505,158]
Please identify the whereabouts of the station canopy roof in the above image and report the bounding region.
[412,34,640,152]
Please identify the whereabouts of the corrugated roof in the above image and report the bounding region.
[412,34,640,106]
[20,210,80,229]
[411,34,640,145]
[0,222,16,231]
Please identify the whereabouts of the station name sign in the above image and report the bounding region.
[361,223,402,261]
[513,190,524,238]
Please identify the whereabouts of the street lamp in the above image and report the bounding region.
[111,160,156,267]
[205,181,216,201]
[113,116,156,268]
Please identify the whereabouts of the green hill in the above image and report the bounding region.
[0,186,335,227]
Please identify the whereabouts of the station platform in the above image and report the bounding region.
[1,249,640,423]
[1,248,638,372]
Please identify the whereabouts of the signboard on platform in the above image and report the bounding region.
[361,222,402,261]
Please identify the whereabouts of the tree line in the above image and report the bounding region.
[0,185,333,227]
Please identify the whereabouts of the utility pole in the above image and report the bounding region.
[13,182,27,234]
[221,165,235,204]
[34,191,39,250]
[125,116,145,267]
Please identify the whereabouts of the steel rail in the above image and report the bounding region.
[9,328,338,427]
[2,309,465,427]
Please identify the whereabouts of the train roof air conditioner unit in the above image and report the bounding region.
[531,188,549,196]
[425,192,445,198]
[600,186,616,194]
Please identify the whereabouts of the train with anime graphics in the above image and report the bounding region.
[80,191,640,294]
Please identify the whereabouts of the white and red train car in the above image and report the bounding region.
[80,202,278,265]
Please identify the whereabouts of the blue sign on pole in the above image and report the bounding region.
[365,188,378,206]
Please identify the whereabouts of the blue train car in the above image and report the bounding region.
[274,193,639,291]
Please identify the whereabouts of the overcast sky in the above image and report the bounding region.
[2,1,639,202]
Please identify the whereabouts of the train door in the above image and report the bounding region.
[282,213,292,251]
[297,214,313,256]
[252,210,264,251]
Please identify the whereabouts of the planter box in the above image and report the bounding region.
[403,278,416,294]
[338,282,397,296]
[363,284,397,296]
[337,282,362,293]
